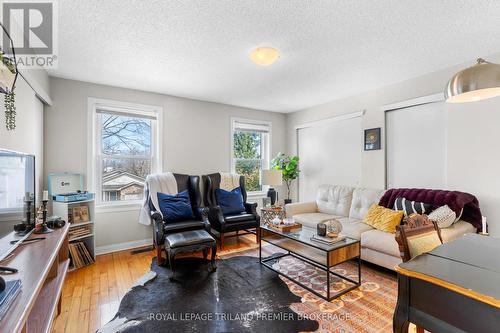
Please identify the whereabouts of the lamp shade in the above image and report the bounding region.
[445,58,500,103]
[261,169,282,186]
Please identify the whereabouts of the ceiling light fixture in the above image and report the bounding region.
[445,58,500,103]
[250,47,280,66]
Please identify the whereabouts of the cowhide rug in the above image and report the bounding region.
[98,255,319,333]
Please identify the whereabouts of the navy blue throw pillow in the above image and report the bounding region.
[215,187,245,215]
[157,190,195,222]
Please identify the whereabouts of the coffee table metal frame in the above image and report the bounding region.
[259,225,361,301]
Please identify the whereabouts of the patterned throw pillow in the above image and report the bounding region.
[394,197,432,216]
[364,204,404,233]
[428,205,456,228]
[407,230,442,258]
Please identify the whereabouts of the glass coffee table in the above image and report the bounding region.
[259,224,361,301]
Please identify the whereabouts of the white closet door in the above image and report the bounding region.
[386,102,446,189]
[297,116,362,201]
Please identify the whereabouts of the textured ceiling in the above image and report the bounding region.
[49,1,500,112]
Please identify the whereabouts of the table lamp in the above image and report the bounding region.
[262,170,282,206]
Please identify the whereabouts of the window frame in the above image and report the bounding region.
[87,98,163,210]
[230,117,272,197]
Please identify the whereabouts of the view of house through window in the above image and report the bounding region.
[96,109,157,203]
[232,120,270,193]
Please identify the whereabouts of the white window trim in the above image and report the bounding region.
[230,117,272,197]
[87,98,163,211]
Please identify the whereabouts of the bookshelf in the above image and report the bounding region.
[52,199,95,271]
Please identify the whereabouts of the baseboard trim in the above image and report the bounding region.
[95,238,153,255]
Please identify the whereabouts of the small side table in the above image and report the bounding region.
[260,206,285,226]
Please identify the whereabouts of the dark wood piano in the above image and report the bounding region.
[394,233,500,333]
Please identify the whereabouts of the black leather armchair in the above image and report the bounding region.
[149,173,210,265]
[202,173,260,249]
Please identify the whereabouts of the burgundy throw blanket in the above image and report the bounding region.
[379,188,483,232]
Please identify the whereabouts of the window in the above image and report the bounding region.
[89,99,161,205]
[231,119,271,193]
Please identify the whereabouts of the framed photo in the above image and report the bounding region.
[364,128,381,151]
[72,206,82,223]
[80,206,90,222]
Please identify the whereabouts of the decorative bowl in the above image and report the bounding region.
[322,219,343,238]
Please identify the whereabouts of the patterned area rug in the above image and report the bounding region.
[225,246,398,333]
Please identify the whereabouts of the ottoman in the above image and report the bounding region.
[165,230,217,279]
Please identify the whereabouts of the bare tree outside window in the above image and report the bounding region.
[99,113,153,202]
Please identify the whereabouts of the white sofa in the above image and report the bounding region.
[285,185,476,270]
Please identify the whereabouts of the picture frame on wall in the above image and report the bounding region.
[364,128,381,151]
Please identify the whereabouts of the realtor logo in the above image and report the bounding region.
[2,0,58,68]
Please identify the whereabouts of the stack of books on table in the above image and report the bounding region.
[310,234,346,246]
[0,279,22,320]
[69,241,94,270]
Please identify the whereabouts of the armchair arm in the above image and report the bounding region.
[207,206,225,231]
[285,201,318,217]
[151,210,165,247]
[197,207,211,232]
[244,202,258,216]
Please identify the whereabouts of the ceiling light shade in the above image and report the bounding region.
[445,58,500,103]
[250,47,280,66]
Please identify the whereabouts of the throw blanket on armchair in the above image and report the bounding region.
[379,188,483,232]
[139,172,178,225]
[219,172,241,191]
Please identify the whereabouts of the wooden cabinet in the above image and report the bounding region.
[0,224,69,333]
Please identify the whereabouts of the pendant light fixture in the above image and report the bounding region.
[445,58,500,103]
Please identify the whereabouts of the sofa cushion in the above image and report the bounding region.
[361,229,401,258]
[394,197,432,216]
[316,185,354,216]
[360,220,476,260]
[225,213,255,223]
[428,205,456,228]
[285,201,318,217]
[406,229,442,259]
[440,220,476,243]
[364,204,404,233]
[157,190,195,222]
[293,213,339,229]
[215,187,245,215]
[361,247,402,270]
[338,217,374,240]
[349,188,386,220]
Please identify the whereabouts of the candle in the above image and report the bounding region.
[42,190,48,201]
[482,216,487,234]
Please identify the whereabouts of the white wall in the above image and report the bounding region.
[446,98,500,236]
[0,71,49,234]
[297,115,362,201]
[286,52,500,237]
[44,77,287,251]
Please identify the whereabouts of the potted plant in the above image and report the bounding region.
[0,50,17,130]
[271,153,300,205]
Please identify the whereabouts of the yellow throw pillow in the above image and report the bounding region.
[364,204,404,233]
[407,231,442,258]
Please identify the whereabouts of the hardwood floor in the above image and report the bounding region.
[52,234,258,333]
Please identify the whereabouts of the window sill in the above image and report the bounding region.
[247,191,267,199]
[96,201,142,213]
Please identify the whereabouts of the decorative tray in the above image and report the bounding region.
[267,222,302,233]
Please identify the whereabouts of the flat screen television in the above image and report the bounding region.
[0,149,36,239]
